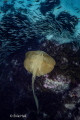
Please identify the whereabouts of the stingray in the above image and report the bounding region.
[24,50,56,112]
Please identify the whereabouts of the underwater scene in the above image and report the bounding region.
[0,0,80,120]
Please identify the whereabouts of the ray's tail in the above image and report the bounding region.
[32,74,39,113]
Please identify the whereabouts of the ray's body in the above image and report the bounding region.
[24,51,56,112]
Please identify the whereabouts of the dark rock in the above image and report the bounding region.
[40,0,60,15]
[56,11,78,33]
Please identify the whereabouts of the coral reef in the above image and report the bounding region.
[0,39,80,120]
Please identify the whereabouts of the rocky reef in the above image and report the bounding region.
[0,39,80,120]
